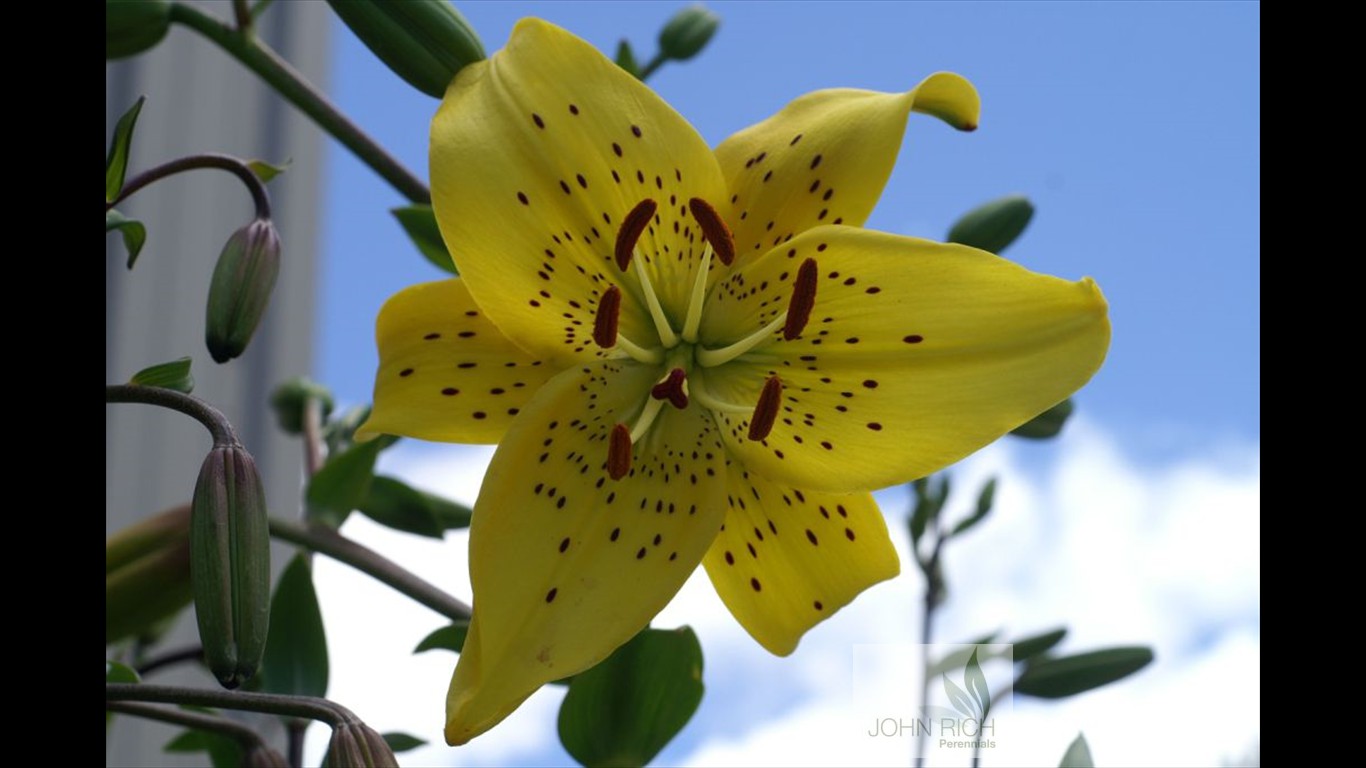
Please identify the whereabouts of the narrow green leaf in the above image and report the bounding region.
[951,476,997,537]
[305,435,396,527]
[413,622,468,654]
[615,39,641,78]
[106,660,141,684]
[381,732,427,753]
[1014,647,1154,699]
[558,626,704,767]
[360,475,472,538]
[106,209,147,269]
[1059,733,1094,768]
[947,194,1035,254]
[106,96,146,203]
[1011,627,1068,661]
[165,728,242,768]
[261,555,329,698]
[246,158,290,182]
[129,356,194,393]
[323,404,373,454]
[1012,398,1075,439]
[392,205,457,274]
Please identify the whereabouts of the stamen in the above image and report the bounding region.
[650,367,689,409]
[783,258,818,340]
[615,199,657,272]
[747,376,783,441]
[689,198,735,266]
[691,380,758,415]
[628,398,666,443]
[680,246,713,343]
[632,251,680,348]
[593,286,622,348]
[608,423,632,480]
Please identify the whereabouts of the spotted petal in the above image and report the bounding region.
[357,279,559,443]
[698,226,1110,493]
[703,468,898,655]
[715,73,979,258]
[431,19,728,359]
[445,360,728,745]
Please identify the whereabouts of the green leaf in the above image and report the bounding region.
[360,475,472,538]
[951,477,997,537]
[558,626,704,767]
[106,96,146,203]
[392,205,457,274]
[1012,398,1075,439]
[129,356,194,393]
[615,39,641,78]
[106,209,147,269]
[908,474,950,546]
[261,555,329,698]
[381,732,426,753]
[246,158,290,182]
[1011,627,1068,662]
[947,194,1035,254]
[305,435,396,527]
[323,404,373,453]
[1059,733,1094,768]
[1014,647,1154,699]
[106,660,141,684]
[413,622,469,654]
[165,727,242,768]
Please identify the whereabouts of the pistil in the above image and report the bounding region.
[650,367,689,409]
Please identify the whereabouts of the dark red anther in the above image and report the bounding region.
[747,376,783,441]
[650,367,689,409]
[688,198,736,266]
[615,199,657,271]
[593,286,622,348]
[608,424,632,480]
[783,258,818,340]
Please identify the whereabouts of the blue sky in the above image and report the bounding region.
[312,3,1259,766]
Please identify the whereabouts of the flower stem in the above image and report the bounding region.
[136,645,205,677]
[913,521,947,767]
[106,384,239,447]
[105,682,354,726]
[168,2,431,204]
[106,700,270,748]
[638,52,668,81]
[108,152,272,220]
[268,517,472,622]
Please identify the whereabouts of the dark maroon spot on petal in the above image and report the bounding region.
[725,551,735,565]
[689,198,735,265]
[532,113,545,129]
[399,368,414,377]
[610,527,621,542]
[517,191,529,205]
[423,332,440,340]
[669,552,678,561]
[441,388,458,396]
[473,411,487,420]
[813,600,824,610]
[784,258,819,340]
[631,124,643,138]
[557,496,566,509]
[569,104,580,115]
[904,334,924,344]
[458,362,477,369]
[577,173,588,189]
[867,422,883,431]
[559,538,570,553]
[809,180,820,193]
[751,577,762,592]
[866,287,881,294]
[806,529,818,545]
[653,533,662,546]
[863,380,878,389]
[790,133,803,146]
[559,180,571,195]
[612,142,623,157]
[845,527,856,541]
[823,188,834,201]
[636,547,647,559]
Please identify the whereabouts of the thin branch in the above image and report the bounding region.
[302,397,326,478]
[137,645,204,677]
[269,517,472,622]
[106,384,239,447]
[106,701,265,748]
[106,683,355,727]
[108,152,271,218]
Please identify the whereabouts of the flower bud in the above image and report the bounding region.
[947,195,1035,255]
[206,219,281,364]
[326,722,399,768]
[106,0,172,60]
[191,444,271,689]
[327,0,485,98]
[269,377,336,435]
[106,505,193,644]
[658,5,720,62]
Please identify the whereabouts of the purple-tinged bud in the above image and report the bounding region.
[326,721,399,768]
[206,218,280,364]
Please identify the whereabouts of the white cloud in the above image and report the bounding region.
[309,422,1260,767]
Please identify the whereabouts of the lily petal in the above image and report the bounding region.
[699,226,1110,493]
[431,18,728,355]
[357,279,558,443]
[703,468,898,655]
[715,73,979,257]
[445,359,728,745]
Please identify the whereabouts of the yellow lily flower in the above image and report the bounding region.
[357,19,1109,746]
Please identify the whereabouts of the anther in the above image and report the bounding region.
[593,286,622,348]
[650,367,689,409]
[615,199,657,271]
[688,198,735,266]
[748,376,783,441]
[783,258,818,340]
[608,423,632,480]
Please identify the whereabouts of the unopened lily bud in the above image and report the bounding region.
[206,218,280,364]
[106,0,171,60]
[106,505,193,644]
[243,744,289,768]
[191,444,271,689]
[947,195,1035,255]
[658,5,720,62]
[270,377,336,435]
[327,0,485,98]
[326,722,399,768]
